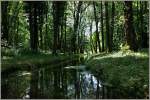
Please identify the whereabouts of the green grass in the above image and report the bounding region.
[2,53,79,73]
[86,49,149,98]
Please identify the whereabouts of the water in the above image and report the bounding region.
[1,64,102,99]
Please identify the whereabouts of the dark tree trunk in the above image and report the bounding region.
[101,1,105,52]
[64,13,67,53]
[45,10,48,51]
[140,1,144,48]
[28,2,39,52]
[140,2,148,48]
[1,1,9,42]
[33,2,38,52]
[38,7,44,50]
[105,2,110,52]
[52,1,66,55]
[124,1,138,51]
[52,2,59,55]
[109,2,115,52]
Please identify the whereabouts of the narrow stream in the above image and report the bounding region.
[1,58,102,99]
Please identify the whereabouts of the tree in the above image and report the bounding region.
[105,2,110,52]
[100,1,105,52]
[52,1,66,55]
[93,1,101,53]
[71,1,83,53]
[139,1,148,48]
[124,1,138,51]
[109,1,115,52]
[1,1,9,42]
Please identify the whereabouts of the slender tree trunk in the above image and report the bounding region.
[101,1,105,52]
[140,1,148,48]
[90,21,94,53]
[105,2,110,52]
[1,1,9,42]
[72,1,82,53]
[60,20,64,52]
[93,2,101,53]
[33,2,38,52]
[64,13,67,53]
[45,11,48,51]
[28,2,39,52]
[52,2,59,55]
[109,2,115,52]
[52,1,66,54]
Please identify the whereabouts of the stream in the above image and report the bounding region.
[1,58,102,99]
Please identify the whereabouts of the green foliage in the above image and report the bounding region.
[86,49,149,98]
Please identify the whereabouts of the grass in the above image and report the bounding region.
[1,52,80,74]
[85,49,149,98]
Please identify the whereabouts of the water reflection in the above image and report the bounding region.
[1,71,31,99]
[28,65,101,99]
[2,65,102,99]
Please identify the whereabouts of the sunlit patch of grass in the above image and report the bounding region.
[86,49,149,98]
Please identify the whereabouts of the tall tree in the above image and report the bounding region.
[93,1,101,53]
[52,1,66,55]
[124,1,138,51]
[71,1,82,53]
[105,2,110,52]
[1,1,9,42]
[139,1,148,48]
[27,2,39,52]
[100,1,105,52]
[109,2,115,52]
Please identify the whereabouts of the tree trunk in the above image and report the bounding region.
[124,1,138,51]
[28,2,39,52]
[90,21,94,53]
[105,2,110,52]
[72,1,82,53]
[109,2,115,52]
[93,2,101,53]
[33,2,38,52]
[1,1,9,42]
[52,1,66,55]
[52,2,60,55]
[64,13,67,53]
[101,1,105,52]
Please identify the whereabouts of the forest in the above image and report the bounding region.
[1,1,149,99]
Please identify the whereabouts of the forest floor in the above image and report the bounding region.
[1,53,79,74]
[85,49,149,97]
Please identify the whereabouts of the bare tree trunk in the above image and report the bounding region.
[105,2,110,52]
[109,2,115,52]
[100,1,105,52]
[124,1,138,51]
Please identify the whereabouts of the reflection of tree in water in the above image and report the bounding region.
[28,62,103,99]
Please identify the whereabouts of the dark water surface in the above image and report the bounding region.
[1,62,101,99]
